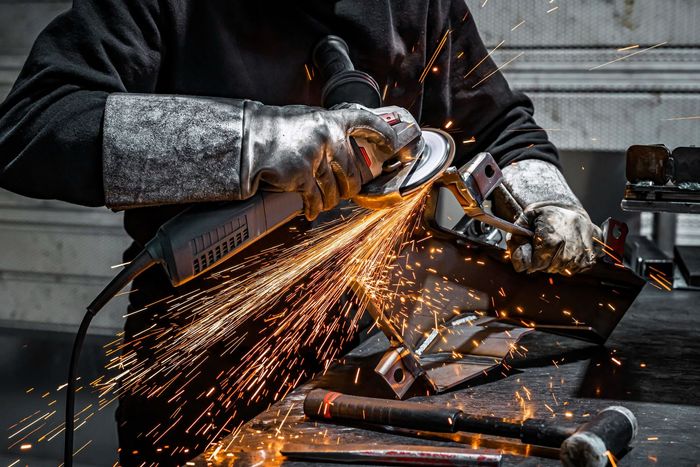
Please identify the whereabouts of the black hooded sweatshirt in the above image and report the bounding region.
[0,0,557,245]
[0,1,558,463]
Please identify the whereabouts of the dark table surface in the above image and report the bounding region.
[194,286,700,466]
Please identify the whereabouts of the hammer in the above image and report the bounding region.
[304,389,637,467]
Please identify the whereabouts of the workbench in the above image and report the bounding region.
[194,286,700,466]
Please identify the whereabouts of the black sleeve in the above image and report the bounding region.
[0,0,164,206]
[446,1,559,168]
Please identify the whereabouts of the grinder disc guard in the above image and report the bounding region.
[353,129,455,209]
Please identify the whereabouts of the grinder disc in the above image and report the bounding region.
[400,129,455,195]
[353,128,455,209]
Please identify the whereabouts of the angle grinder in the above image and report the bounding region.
[141,36,454,287]
[62,35,454,466]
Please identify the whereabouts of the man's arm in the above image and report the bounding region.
[445,1,600,274]
[0,0,164,206]
[0,1,398,219]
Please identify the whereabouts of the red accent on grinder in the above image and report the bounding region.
[321,391,342,419]
[358,146,372,168]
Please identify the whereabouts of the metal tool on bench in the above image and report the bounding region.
[282,443,502,466]
[304,389,638,467]
[622,144,700,213]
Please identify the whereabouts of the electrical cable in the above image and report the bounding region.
[64,249,156,467]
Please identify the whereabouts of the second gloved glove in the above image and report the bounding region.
[493,159,603,275]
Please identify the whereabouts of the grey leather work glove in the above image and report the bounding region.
[102,94,399,219]
[242,102,397,220]
[493,159,603,275]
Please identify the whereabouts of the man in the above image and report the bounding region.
[0,1,600,464]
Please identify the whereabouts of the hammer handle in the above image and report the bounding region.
[304,389,461,433]
[305,390,572,448]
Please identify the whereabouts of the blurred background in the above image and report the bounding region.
[0,0,698,465]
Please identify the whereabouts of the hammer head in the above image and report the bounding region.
[560,406,638,467]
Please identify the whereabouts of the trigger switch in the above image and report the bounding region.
[380,112,400,125]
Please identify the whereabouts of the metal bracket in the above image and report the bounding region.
[374,346,433,399]
[601,217,628,264]
[429,153,533,239]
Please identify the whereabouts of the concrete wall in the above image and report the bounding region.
[0,0,130,333]
[466,0,699,151]
[466,0,700,243]
[1,0,699,333]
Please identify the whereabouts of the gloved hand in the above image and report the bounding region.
[102,94,402,217]
[242,102,398,220]
[493,159,602,275]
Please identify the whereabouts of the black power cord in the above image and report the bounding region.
[64,250,156,467]
[61,36,387,466]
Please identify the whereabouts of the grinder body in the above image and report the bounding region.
[145,36,439,287]
[145,104,425,286]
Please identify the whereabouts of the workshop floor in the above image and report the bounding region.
[0,327,118,467]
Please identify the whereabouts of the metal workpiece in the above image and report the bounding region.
[396,237,643,344]
[374,346,431,399]
[349,149,643,399]
[600,218,628,264]
[426,153,534,239]
[349,228,643,399]
[353,268,534,397]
